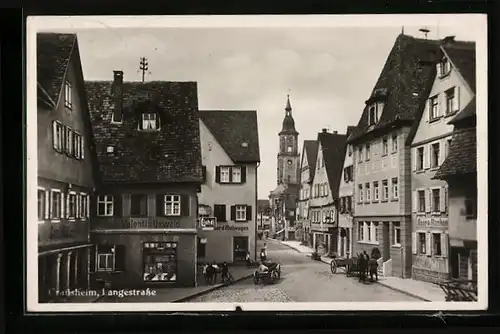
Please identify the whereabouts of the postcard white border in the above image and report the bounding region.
[27,14,488,312]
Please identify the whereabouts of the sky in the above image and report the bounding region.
[34,16,482,199]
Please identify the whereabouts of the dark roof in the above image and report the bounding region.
[449,96,476,125]
[303,140,319,175]
[348,34,440,143]
[280,95,298,135]
[199,110,260,163]
[37,33,76,105]
[318,132,347,197]
[346,126,357,137]
[85,80,202,184]
[442,41,476,93]
[433,127,476,179]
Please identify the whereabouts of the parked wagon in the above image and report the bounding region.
[253,261,281,285]
[436,279,477,301]
[330,256,352,274]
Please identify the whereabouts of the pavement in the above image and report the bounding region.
[186,238,428,303]
[275,238,446,302]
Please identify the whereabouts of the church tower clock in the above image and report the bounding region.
[277,95,300,185]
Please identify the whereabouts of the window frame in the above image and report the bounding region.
[97,195,114,217]
[391,177,399,200]
[393,222,401,246]
[97,251,115,272]
[429,95,440,121]
[235,205,247,222]
[418,232,427,255]
[141,112,158,131]
[382,180,389,201]
[382,137,389,156]
[358,147,363,163]
[373,181,379,201]
[445,87,455,115]
[50,189,62,221]
[358,184,364,203]
[430,142,440,169]
[164,195,181,216]
[432,232,442,256]
[68,191,77,220]
[64,80,72,110]
[365,143,370,161]
[365,182,371,203]
[80,193,89,219]
[37,187,46,222]
[220,166,230,183]
[431,187,441,213]
[392,134,398,153]
[53,121,63,152]
[416,146,424,171]
[418,189,426,213]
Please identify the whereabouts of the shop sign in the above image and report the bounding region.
[416,217,448,228]
[128,218,180,229]
[197,217,217,230]
[311,223,331,232]
[214,224,249,232]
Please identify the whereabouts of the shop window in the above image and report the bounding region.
[393,223,401,246]
[418,232,427,255]
[131,194,148,217]
[197,237,207,258]
[143,242,177,282]
[433,233,442,256]
[97,195,114,216]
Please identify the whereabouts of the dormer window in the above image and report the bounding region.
[367,102,383,126]
[140,112,159,131]
[438,57,451,78]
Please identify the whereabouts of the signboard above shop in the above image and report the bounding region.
[197,217,217,230]
[416,216,448,228]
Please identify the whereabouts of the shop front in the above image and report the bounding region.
[411,215,449,283]
[337,214,353,258]
[311,223,333,254]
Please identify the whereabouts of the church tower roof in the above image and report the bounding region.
[280,94,298,135]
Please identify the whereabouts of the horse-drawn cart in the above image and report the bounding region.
[253,261,281,284]
[436,279,477,301]
[330,256,364,277]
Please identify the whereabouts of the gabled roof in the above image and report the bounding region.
[442,41,476,93]
[317,132,347,197]
[433,127,476,179]
[199,110,260,163]
[348,34,440,143]
[37,33,76,106]
[85,80,202,184]
[302,140,319,174]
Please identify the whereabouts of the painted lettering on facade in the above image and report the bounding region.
[128,219,181,229]
[214,225,249,232]
[416,217,448,228]
[311,223,334,232]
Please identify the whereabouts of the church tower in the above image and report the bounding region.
[277,95,300,185]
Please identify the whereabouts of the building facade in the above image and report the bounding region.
[337,126,356,258]
[433,40,477,284]
[408,38,476,283]
[269,95,300,240]
[297,140,319,247]
[197,110,260,264]
[349,33,440,278]
[86,72,203,288]
[37,33,96,302]
[309,129,347,254]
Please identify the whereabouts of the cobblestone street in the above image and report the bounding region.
[188,239,421,303]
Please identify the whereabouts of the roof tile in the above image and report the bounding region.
[317,132,348,197]
[433,127,476,179]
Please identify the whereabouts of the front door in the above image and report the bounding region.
[383,222,390,261]
[233,236,249,262]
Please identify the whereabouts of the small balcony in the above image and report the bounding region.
[38,220,89,248]
[91,216,196,231]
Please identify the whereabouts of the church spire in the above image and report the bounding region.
[285,94,292,115]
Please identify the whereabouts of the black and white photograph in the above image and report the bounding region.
[26,14,487,312]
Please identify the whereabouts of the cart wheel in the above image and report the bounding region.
[330,260,337,274]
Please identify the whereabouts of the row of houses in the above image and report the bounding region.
[296,33,477,283]
[36,33,260,302]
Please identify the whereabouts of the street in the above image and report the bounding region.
[187,239,421,302]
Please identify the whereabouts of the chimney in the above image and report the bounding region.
[112,70,124,123]
[332,131,338,135]
[322,128,328,133]
[442,36,455,45]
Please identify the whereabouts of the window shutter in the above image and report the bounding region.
[412,191,417,213]
[114,245,126,272]
[425,189,431,213]
[425,232,432,255]
[441,233,448,257]
[246,205,252,221]
[44,190,50,219]
[215,166,221,183]
[90,194,97,217]
[230,205,236,221]
[52,122,58,149]
[412,232,417,254]
[423,146,430,170]
[59,192,64,218]
[90,245,97,273]
[156,194,164,216]
[412,148,417,171]
[425,99,431,122]
[76,194,80,218]
[440,187,446,212]
[114,195,122,217]
[62,127,67,153]
[240,166,247,183]
[81,137,85,159]
[181,195,190,216]
[220,205,227,222]
[453,86,460,112]
[438,140,445,166]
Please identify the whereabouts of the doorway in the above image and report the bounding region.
[233,236,249,262]
[383,222,390,261]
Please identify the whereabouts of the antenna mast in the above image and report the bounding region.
[419,27,430,40]
[139,57,149,83]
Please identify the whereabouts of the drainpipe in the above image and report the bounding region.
[255,162,260,262]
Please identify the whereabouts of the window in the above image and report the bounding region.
[220,167,230,183]
[429,95,440,120]
[445,138,452,158]
[431,142,440,168]
[358,184,364,203]
[391,178,398,200]
[465,189,477,219]
[97,195,114,216]
[382,137,389,155]
[73,133,81,159]
[368,104,378,125]
[416,147,424,171]
[343,165,353,182]
[131,194,148,216]
[142,113,158,130]
[366,222,371,242]
[64,80,72,110]
[373,181,379,201]
[358,222,363,241]
[382,180,389,201]
[439,57,451,77]
[214,204,227,222]
[38,189,46,221]
[433,233,442,256]
[365,183,371,202]
[287,146,292,152]
[393,223,401,245]
[359,222,379,244]
[372,222,379,243]
[445,88,455,115]
[444,187,449,213]
[143,242,177,282]
[68,193,77,218]
[80,194,89,219]
[348,145,352,157]
[392,134,398,152]
[50,190,62,219]
[358,147,363,163]
[419,232,427,254]
[65,127,73,155]
[165,195,181,216]
[235,205,247,222]
[97,252,114,272]
[52,121,63,151]
[418,190,426,212]
[232,166,241,183]
[431,188,440,212]
[365,144,370,161]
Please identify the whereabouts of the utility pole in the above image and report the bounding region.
[139,57,148,83]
